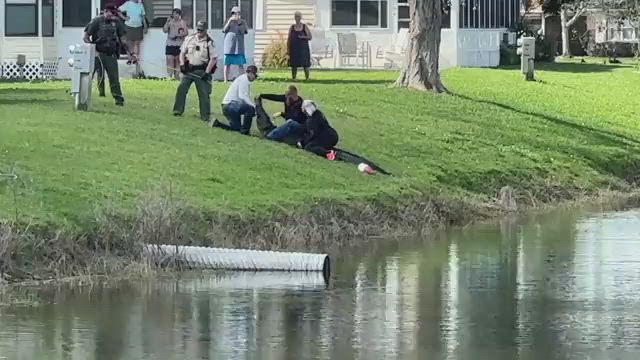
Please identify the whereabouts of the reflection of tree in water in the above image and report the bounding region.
[280,290,326,360]
[92,283,138,360]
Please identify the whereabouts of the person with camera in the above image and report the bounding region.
[83,5,137,106]
[222,6,248,82]
[172,20,218,122]
[163,8,188,80]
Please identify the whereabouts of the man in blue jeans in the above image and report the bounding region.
[213,65,258,135]
[255,85,305,145]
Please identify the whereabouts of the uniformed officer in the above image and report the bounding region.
[172,20,218,121]
[83,5,137,106]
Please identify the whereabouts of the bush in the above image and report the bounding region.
[500,45,520,66]
[589,41,639,58]
[262,32,289,68]
[508,23,557,63]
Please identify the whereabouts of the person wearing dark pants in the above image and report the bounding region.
[94,54,122,102]
[300,100,339,158]
[213,65,258,135]
[256,85,305,144]
[84,5,136,106]
[172,20,217,121]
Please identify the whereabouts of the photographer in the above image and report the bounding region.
[163,8,188,80]
[83,5,136,106]
[222,6,248,82]
[172,20,217,122]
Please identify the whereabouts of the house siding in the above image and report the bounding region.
[1,38,43,63]
[254,0,315,66]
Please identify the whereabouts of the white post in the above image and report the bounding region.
[517,36,535,81]
[69,43,96,111]
[254,0,265,31]
[39,0,45,75]
[450,0,461,67]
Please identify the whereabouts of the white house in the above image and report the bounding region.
[0,0,521,80]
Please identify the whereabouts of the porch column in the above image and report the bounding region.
[39,0,45,65]
[449,0,461,67]
[450,0,459,30]
[254,0,265,31]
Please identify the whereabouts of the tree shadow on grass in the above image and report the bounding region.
[540,63,630,73]
[258,77,391,85]
[499,63,629,73]
[0,87,61,95]
[0,88,63,105]
[0,98,61,105]
[451,92,640,149]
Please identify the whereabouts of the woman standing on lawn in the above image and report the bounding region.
[163,8,188,80]
[222,6,248,82]
[287,11,312,80]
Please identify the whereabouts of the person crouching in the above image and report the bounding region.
[212,65,258,135]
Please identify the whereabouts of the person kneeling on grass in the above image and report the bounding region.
[299,100,339,159]
[254,85,305,145]
[211,65,258,135]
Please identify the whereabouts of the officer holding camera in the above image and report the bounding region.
[172,20,218,122]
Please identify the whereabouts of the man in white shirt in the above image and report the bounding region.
[213,65,258,135]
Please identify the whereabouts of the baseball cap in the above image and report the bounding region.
[246,65,258,78]
[231,6,240,14]
[104,5,118,12]
[196,20,207,31]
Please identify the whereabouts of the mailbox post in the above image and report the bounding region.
[68,44,96,111]
[517,37,535,81]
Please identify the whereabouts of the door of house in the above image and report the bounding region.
[56,0,103,78]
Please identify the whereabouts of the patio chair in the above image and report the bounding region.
[310,29,334,67]
[337,33,370,68]
[384,29,409,69]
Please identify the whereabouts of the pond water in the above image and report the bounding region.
[2,205,640,360]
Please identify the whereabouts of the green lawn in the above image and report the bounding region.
[1,63,639,224]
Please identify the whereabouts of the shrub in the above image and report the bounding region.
[262,32,289,68]
[500,44,520,66]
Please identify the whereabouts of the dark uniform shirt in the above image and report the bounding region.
[84,16,127,55]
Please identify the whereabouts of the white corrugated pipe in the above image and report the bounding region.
[143,244,331,281]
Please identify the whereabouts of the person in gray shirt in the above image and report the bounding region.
[222,6,248,82]
[163,8,188,80]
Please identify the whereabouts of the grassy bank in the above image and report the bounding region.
[1,62,639,281]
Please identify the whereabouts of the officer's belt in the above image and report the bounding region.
[189,64,207,71]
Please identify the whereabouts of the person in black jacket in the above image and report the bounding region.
[300,100,339,158]
[255,85,305,145]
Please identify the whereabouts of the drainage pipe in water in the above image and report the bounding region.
[143,244,331,281]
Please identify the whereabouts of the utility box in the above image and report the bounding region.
[517,37,535,81]
[68,43,96,111]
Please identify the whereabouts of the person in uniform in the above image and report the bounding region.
[83,5,136,106]
[172,20,218,122]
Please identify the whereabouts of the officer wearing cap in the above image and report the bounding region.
[84,5,136,106]
[172,20,218,121]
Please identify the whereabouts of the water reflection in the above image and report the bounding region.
[2,207,640,359]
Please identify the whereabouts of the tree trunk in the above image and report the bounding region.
[395,0,447,92]
[560,9,571,57]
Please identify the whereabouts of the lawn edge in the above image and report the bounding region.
[1,181,639,290]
